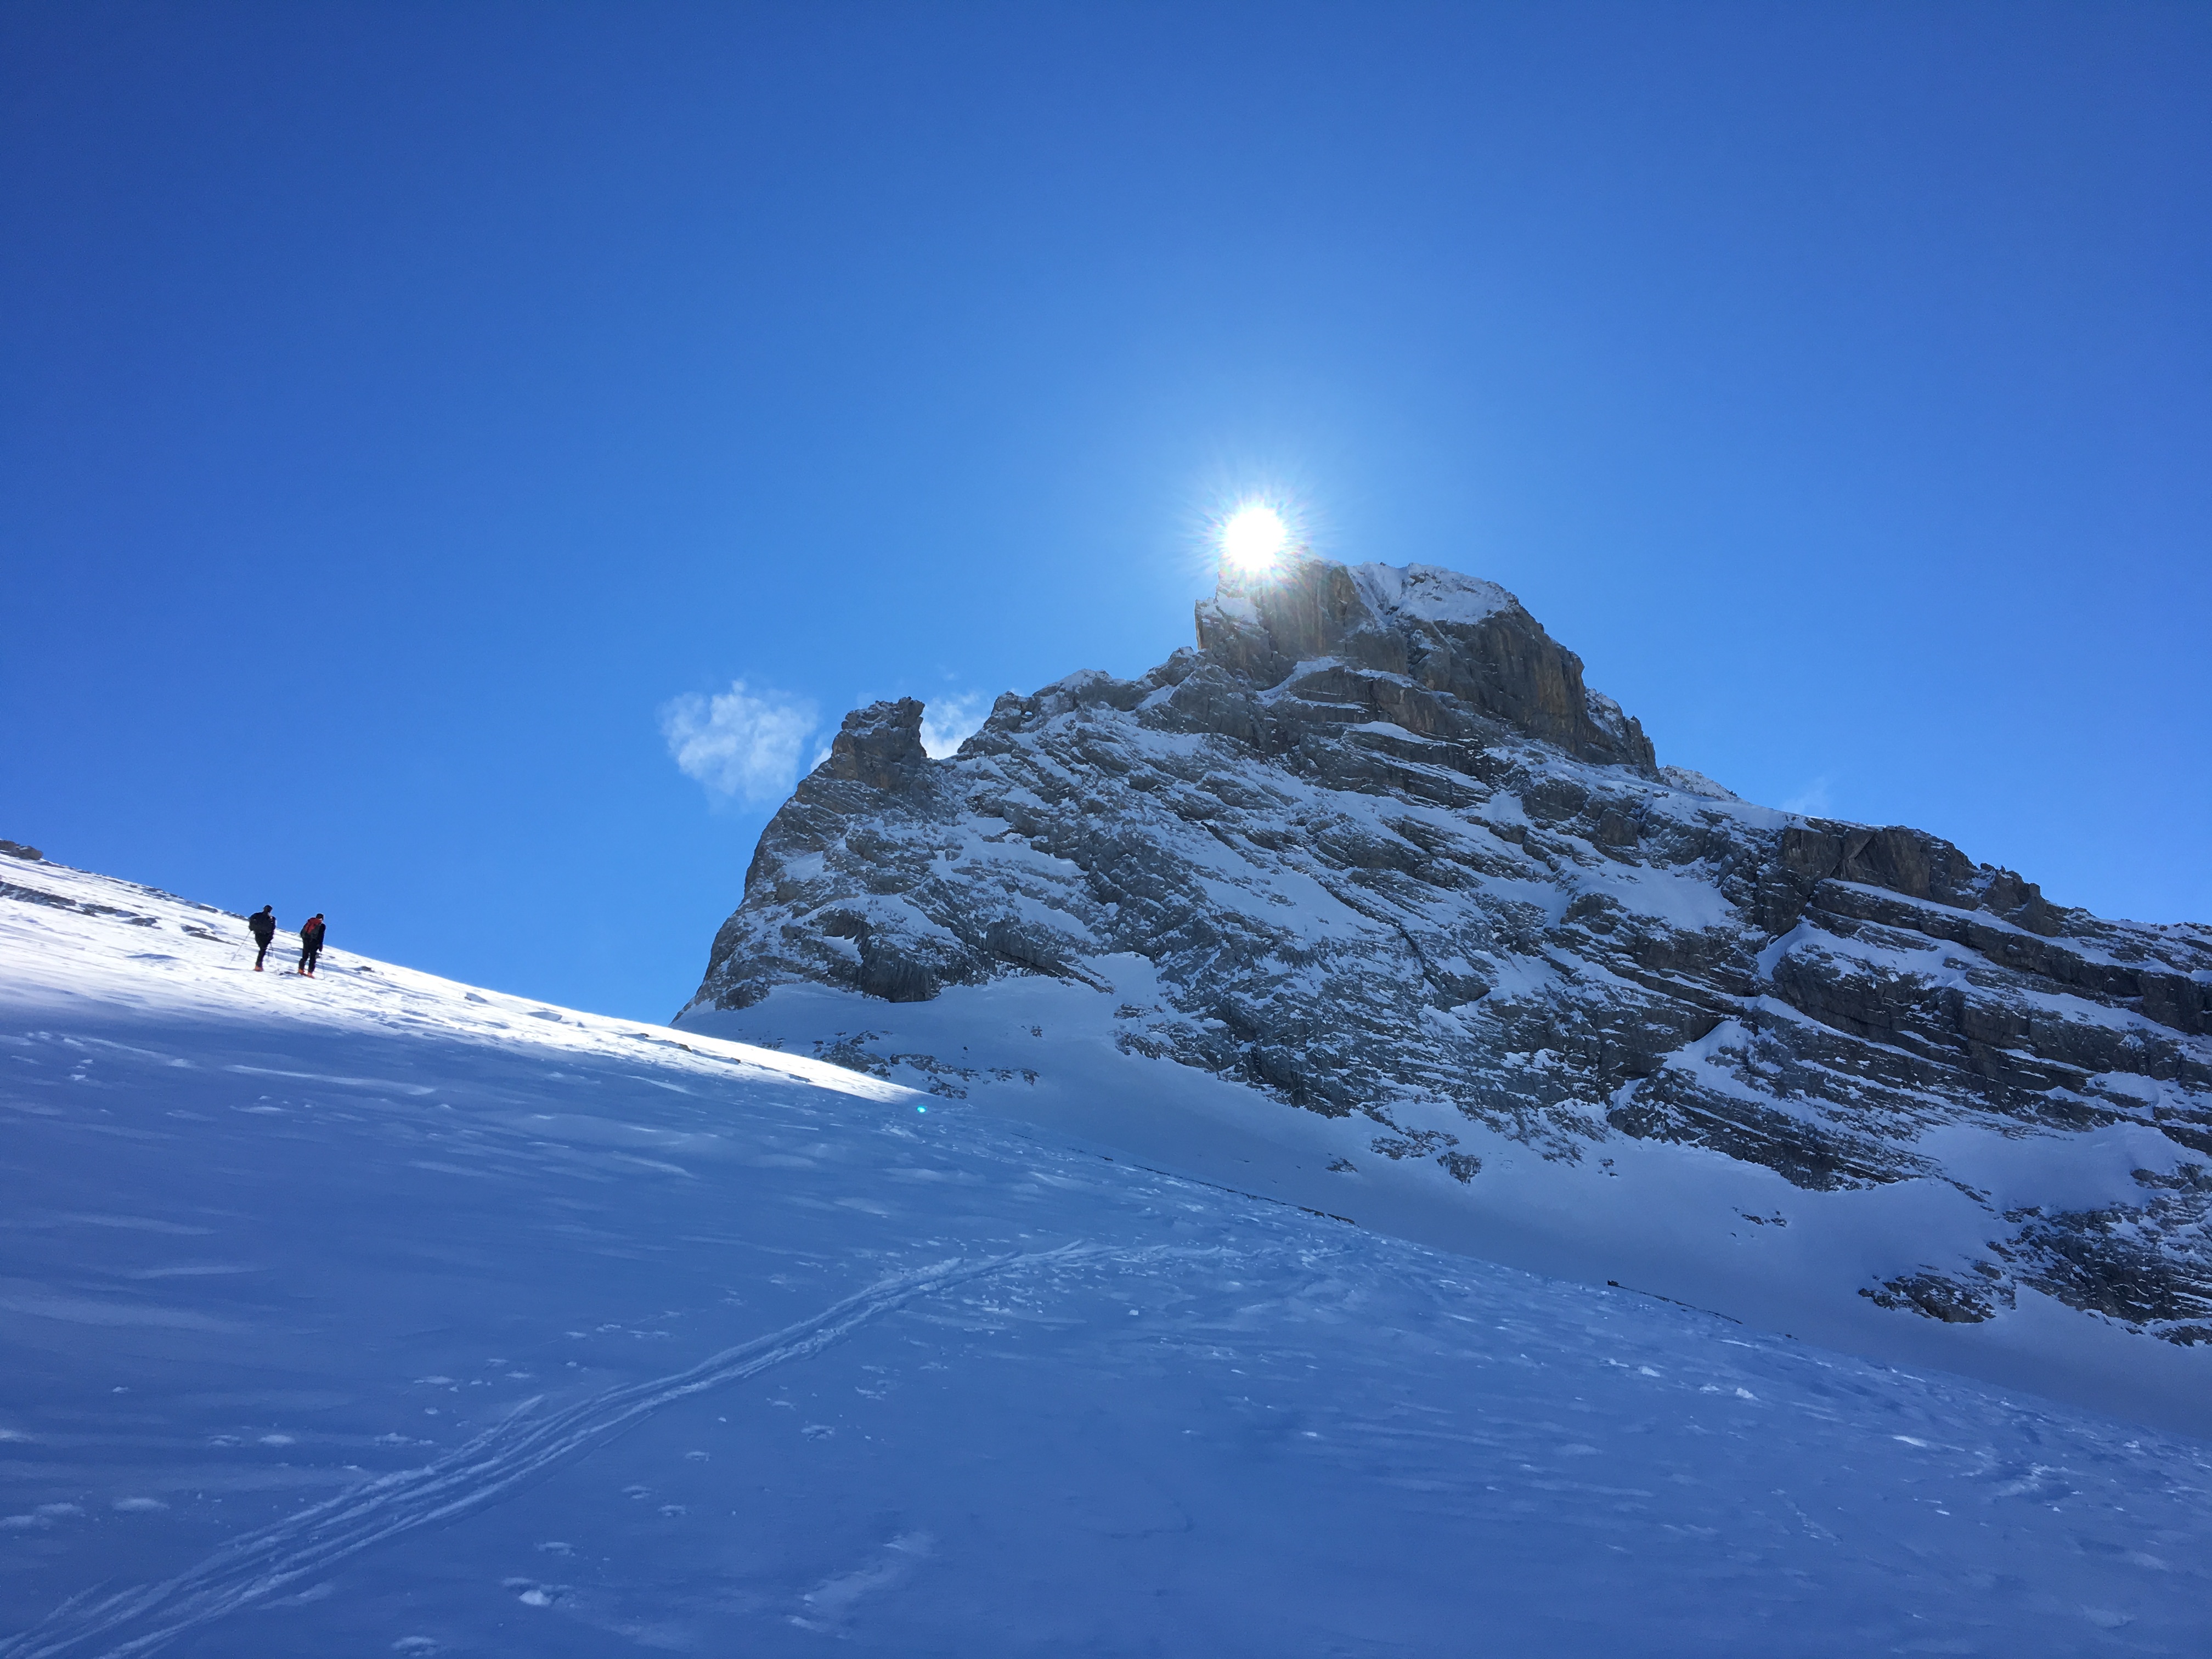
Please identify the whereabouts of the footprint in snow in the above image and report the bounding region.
[802,1424,835,1440]
[791,1532,935,1633]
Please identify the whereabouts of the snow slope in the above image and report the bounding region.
[4,859,2211,1657]
[690,969,2212,1444]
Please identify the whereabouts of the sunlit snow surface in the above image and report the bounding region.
[3,863,2210,1657]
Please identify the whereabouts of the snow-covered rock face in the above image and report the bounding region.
[682,555,2212,1390]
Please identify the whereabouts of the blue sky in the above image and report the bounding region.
[4,2,2207,1022]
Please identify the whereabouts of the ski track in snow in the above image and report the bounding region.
[0,1249,1097,1659]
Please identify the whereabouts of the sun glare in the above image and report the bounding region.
[1220,503,1290,575]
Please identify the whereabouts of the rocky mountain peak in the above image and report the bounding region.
[684,553,2211,1408]
[1190,555,1655,769]
[823,696,929,792]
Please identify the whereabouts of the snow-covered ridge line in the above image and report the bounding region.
[1348,560,1517,628]
[0,851,917,1105]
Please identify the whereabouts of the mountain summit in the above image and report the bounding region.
[680,555,2212,1432]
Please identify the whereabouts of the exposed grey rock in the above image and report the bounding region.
[822,697,930,793]
[0,881,162,927]
[685,554,2212,1349]
[0,840,43,861]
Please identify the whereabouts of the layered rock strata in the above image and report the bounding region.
[686,556,2212,1347]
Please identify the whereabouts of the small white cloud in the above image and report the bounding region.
[919,693,988,759]
[660,680,820,806]
[1781,775,1833,816]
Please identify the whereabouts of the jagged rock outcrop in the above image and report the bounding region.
[684,554,2212,1350]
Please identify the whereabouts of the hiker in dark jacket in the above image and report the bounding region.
[297,913,326,977]
[248,906,276,971]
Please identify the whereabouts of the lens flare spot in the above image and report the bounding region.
[1220,504,1290,575]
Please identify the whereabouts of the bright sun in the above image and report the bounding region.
[1220,504,1290,574]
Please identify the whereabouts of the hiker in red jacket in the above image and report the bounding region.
[297,914,326,977]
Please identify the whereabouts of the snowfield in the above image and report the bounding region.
[4,858,2211,1657]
